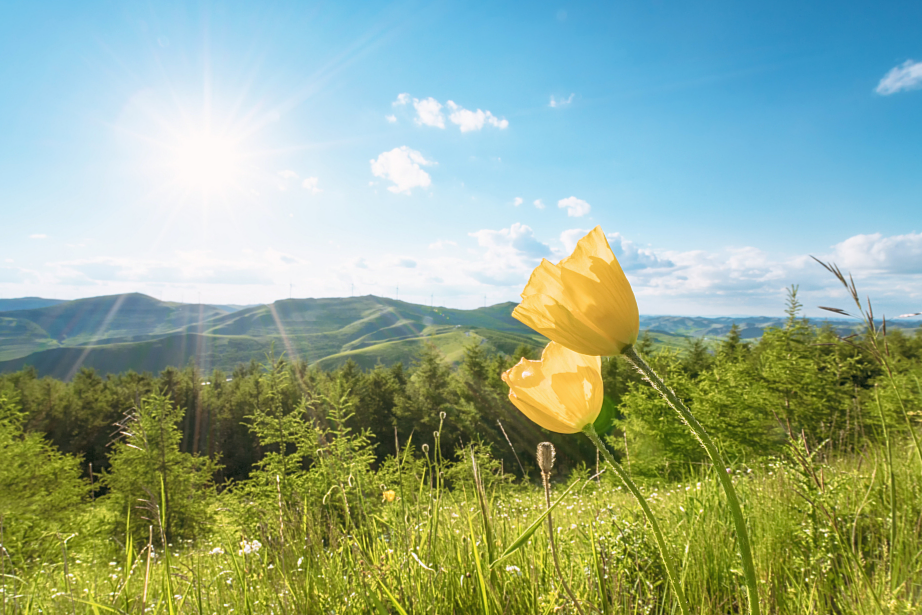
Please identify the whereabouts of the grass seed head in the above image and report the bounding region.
[537,442,556,473]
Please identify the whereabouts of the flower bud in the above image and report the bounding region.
[537,442,556,473]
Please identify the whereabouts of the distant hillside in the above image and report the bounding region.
[0,292,916,380]
[0,297,66,312]
[0,294,553,378]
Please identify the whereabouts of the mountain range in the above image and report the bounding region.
[0,293,917,380]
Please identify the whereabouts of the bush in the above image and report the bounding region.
[0,390,88,563]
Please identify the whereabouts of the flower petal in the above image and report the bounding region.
[502,342,603,433]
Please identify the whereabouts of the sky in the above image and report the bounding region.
[1,0,920,317]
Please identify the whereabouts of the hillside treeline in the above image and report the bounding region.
[1,301,921,564]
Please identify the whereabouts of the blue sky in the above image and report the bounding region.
[1,0,920,316]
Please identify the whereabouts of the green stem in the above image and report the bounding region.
[622,345,761,615]
[583,424,690,615]
[874,388,897,593]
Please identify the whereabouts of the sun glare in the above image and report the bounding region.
[171,131,243,196]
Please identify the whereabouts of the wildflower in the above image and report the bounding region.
[238,539,262,555]
[512,226,638,357]
[505,565,522,576]
[209,547,225,555]
[382,490,396,503]
[501,341,602,433]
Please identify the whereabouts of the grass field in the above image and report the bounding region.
[4,434,919,615]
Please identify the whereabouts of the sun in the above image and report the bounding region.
[170,131,243,196]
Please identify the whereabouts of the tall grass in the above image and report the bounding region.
[3,433,920,615]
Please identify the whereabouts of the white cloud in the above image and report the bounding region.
[302,177,322,194]
[429,240,457,249]
[468,223,551,284]
[559,228,590,254]
[413,97,445,128]
[513,197,523,207]
[549,93,575,108]
[876,60,922,95]
[393,94,508,132]
[397,258,417,268]
[831,232,922,274]
[385,114,397,123]
[557,196,591,217]
[352,257,368,269]
[369,146,435,194]
[470,223,551,260]
[29,234,47,239]
[533,199,545,210]
[48,249,308,287]
[277,170,298,180]
[446,101,508,132]
[559,229,674,271]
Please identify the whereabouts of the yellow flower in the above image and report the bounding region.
[512,226,639,356]
[382,490,396,503]
[501,341,603,434]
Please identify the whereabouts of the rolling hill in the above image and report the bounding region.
[0,293,916,380]
[0,297,66,312]
[0,294,552,378]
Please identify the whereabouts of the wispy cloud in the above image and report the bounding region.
[467,223,551,285]
[533,199,545,210]
[29,234,47,239]
[876,60,922,95]
[48,249,305,287]
[369,146,435,194]
[512,197,523,207]
[549,93,575,108]
[385,114,397,123]
[302,177,322,194]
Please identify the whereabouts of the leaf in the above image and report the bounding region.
[593,395,618,435]
[489,477,581,569]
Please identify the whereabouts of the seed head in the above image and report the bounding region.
[537,442,556,473]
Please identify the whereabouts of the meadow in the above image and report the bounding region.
[1,292,921,614]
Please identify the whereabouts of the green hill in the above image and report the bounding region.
[0,294,553,378]
[2,292,913,380]
[0,297,66,312]
[4,293,229,345]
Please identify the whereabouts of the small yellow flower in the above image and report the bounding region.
[501,341,603,433]
[382,490,396,503]
[512,226,638,356]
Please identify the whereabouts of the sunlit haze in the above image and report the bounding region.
[1,1,920,316]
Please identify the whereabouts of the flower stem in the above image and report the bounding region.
[582,423,690,615]
[622,345,761,615]
[542,470,588,615]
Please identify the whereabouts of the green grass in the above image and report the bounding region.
[5,437,920,615]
